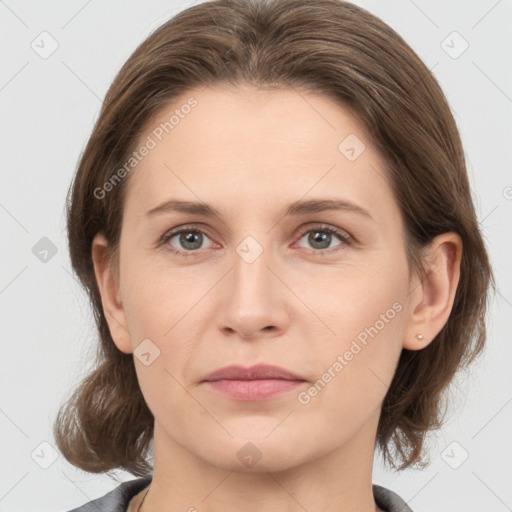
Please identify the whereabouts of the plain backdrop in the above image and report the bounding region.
[1,1,511,511]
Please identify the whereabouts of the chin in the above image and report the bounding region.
[197,434,313,473]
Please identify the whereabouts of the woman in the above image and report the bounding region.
[54,0,495,511]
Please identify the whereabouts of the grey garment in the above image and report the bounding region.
[65,476,152,512]
[65,475,414,512]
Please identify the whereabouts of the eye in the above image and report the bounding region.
[294,224,351,253]
[160,225,216,256]
[159,223,352,257]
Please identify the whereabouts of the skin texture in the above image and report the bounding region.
[92,84,462,512]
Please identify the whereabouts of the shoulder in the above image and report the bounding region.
[65,475,153,512]
[373,483,415,512]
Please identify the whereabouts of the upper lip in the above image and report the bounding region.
[202,364,306,382]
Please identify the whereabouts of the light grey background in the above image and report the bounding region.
[1,1,511,511]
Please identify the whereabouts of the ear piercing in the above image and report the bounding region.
[415,333,424,341]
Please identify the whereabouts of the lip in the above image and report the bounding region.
[202,364,305,382]
[201,364,307,401]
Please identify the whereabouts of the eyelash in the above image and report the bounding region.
[158,223,353,257]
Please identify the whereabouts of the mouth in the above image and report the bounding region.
[201,364,307,401]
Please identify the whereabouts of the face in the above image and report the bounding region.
[99,84,420,473]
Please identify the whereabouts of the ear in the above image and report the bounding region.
[403,232,463,351]
[91,232,133,354]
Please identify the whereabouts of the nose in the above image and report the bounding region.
[216,239,290,341]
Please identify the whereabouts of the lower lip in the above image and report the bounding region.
[204,379,305,400]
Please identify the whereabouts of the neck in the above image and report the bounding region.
[143,411,381,512]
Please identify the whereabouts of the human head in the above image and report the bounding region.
[54,0,495,476]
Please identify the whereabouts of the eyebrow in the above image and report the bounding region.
[144,198,373,220]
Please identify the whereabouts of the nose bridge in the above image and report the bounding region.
[217,232,286,338]
[232,234,274,308]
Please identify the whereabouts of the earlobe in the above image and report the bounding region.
[403,232,463,351]
[91,232,133,354]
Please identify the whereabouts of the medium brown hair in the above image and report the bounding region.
[54,0,495,476]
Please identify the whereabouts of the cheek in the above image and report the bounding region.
[306,259,408,397]
[122,266,199,417]
[120,253,206,344]
[307,255,408,339]
[295,299,405,446]
[118,256,208,403]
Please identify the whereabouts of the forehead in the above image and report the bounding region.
[123,84,397,223]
